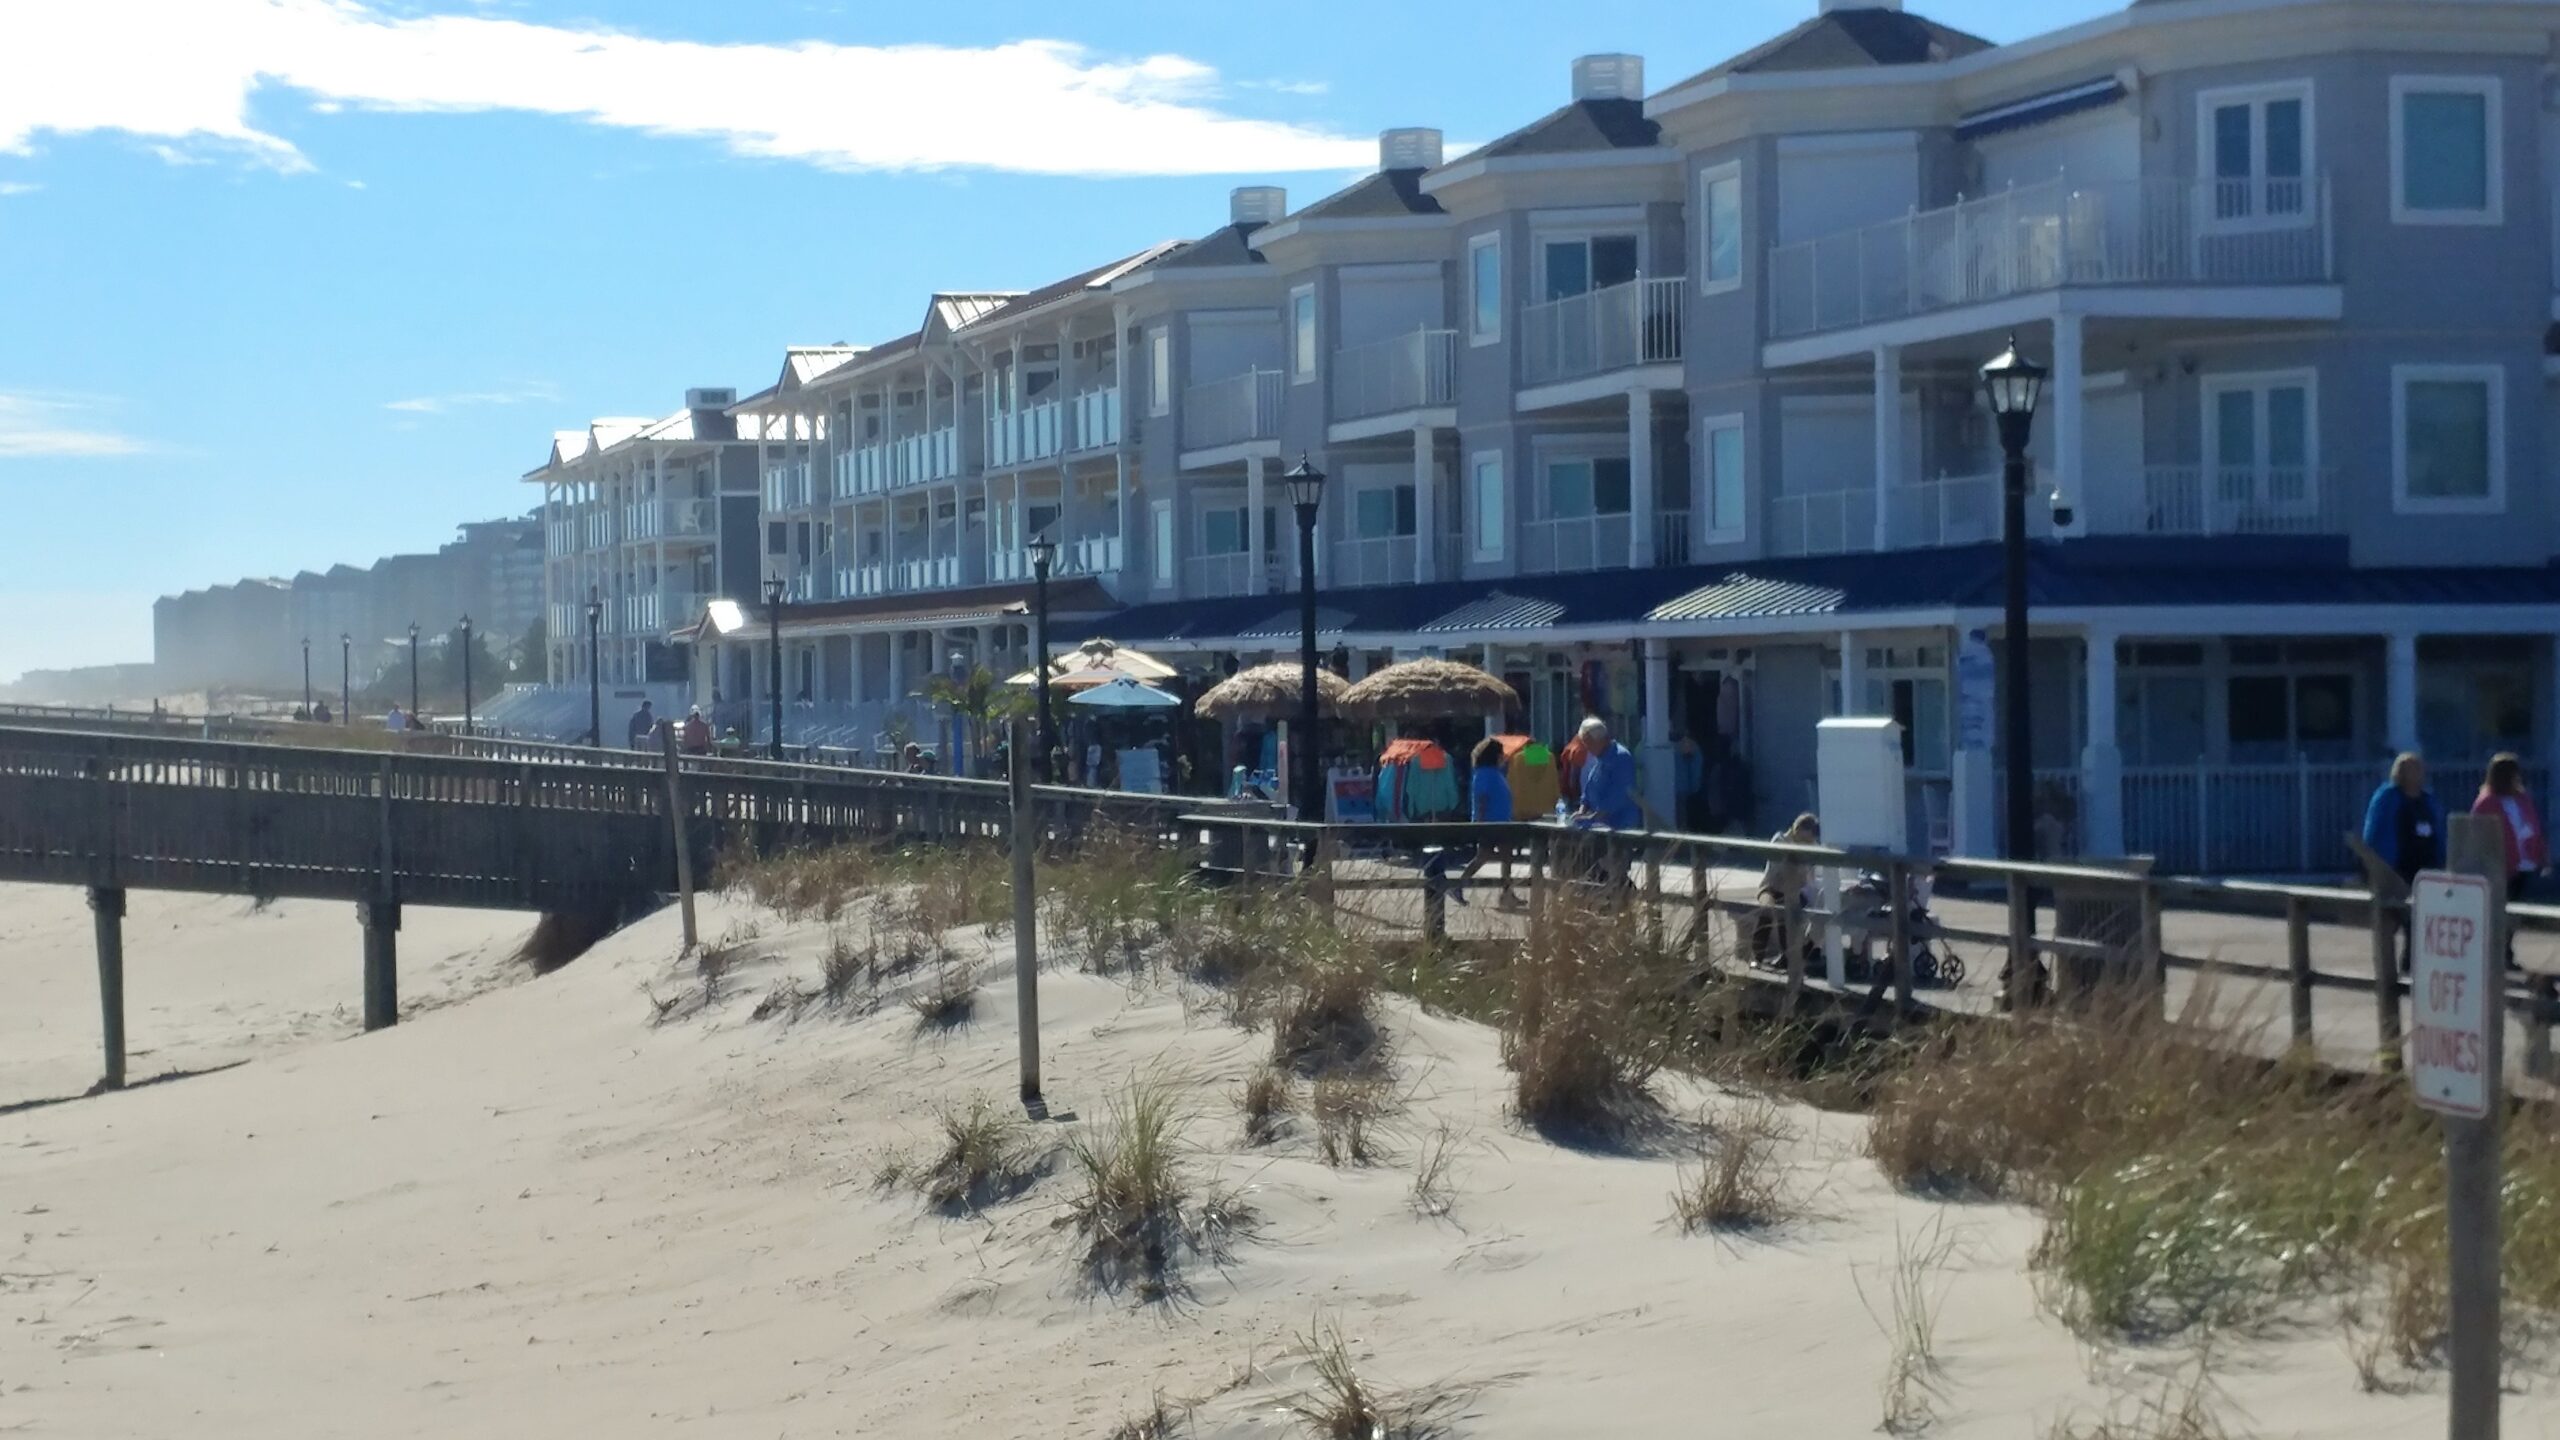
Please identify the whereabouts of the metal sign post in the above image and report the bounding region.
[2414,813,2505,1438]
[1008,715,1043,1109]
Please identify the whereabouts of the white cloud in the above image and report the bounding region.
[0,392,154,458]
[0,181,36,197]
[0,0,1373,178]
[383,381,556,415]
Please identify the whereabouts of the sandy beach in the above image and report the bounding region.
[2,886,2551,1437]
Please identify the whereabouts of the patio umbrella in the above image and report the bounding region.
[1068,676,1181,708]
[1339,657,1517,722]
[1005,637,1179,692]
[1193,661,1349,722]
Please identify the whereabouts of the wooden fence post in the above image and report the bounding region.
[1782,874,1807,1008]
[1888,861,1914,1016]
[360,900,400,1031]
[2528,972,2556,1083]
[2284,894,2315,1049]
[1528,831,1551,945]
[2004,873,2036,1013]
[1311,828,1337,928]
[1007,716,1041,1108]
[89,885,126,1091]
[1644,839,1665,952]
[662,727,698,955]
[2370,892,2405,1072]
[1687,846,1709,965]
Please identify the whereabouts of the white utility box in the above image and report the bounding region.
[1814,717,1908,986]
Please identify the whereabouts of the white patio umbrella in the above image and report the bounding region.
[1068,676,1180,708]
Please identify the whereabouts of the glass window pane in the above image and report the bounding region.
[2214,104,2252,181]
[1395,485,1417,535]
[1591,235,1639,289]
[2264,98,2303,179]
[1709,425,1743,531]
[2227,674,2290,751]
[2295,674,2353,744]
[2404,91,2489,211]
[1204,509,1242,554]
[1542,242,1588,301]
[1354,489,1394,538]
[1292,293,1316,374]
[1471,241,1500,337]
[2266,386,2308,467]
[1153,505,1174,583]
[1594,456,1632,514]
[1707,176,1741,282]
[1473,459,1504,556]
[2406,378,2492,498]
[1549,460,1593,518]
[2214,389,2257,467]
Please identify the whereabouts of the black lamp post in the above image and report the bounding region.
[1283,454,1328,824]
[407,622,421,721]
[762,575,786,761]
[1981,333,2048,864]
[339,633,351,725]
[584,586,604,750]
[459,614,476,736]
[1027,531,1057,782]
[300,636,312,720]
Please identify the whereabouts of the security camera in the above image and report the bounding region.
[2048,495,2077,529]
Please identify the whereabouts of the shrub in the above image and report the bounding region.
[1311,1073,1391,1168]
[1499,894,1686,1141]
[1271,952,1386,1078]
[908,959,977,1030]
[885,1094,1049,1214]
[1060,1074,1195,1299]
[1285,1313,1457,1440]
[1239,1065,1296,1147]
[1670,1099,1797,1233]
[1045,827,1197,973]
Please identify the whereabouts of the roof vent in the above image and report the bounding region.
[685,387,737,410]
[1571,54,1645,102]
[1819,0,1902,11]
[1230,186,1288,225]
[1379,128,1443,171]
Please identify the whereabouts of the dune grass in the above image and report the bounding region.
[1286,1313,1460,1440]
[1669,1098,1798,1234]
[877,1094,1050,1214]
[1062,1073,1210,1300]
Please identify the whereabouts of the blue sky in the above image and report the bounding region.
[0,0,2118,683]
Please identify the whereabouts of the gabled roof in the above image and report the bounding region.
[928,293,1017,337]
[1470,98,1661,159]
[588,418,651,452]
[959,243,1183,335]
[1294,167,1445,221]
[1678,5,1991,84]
[1145,221,1270,273]
[783,345,862,390]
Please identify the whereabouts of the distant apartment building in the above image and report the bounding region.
[524,0,2560,873]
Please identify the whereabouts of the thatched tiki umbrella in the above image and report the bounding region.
[1194,661,1350,722]
[1003,637,1178,692]
[1339,657,1516,722]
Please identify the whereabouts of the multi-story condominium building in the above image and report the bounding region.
[527,388,763,687]
[152,577,294,692]
[537,0,2560,872]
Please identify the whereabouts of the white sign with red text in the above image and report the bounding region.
[2409,870,2496,1120]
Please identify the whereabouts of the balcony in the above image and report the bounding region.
[1062,532,1122,576]
[620,497,719,543]
[840,426,961,497]
[1330,329,1456,423]
[626,589,708,635]
[1069,385,1122,452]
[1518,277,1684,389]
[1184,550,1283,599]
[762,460,815,511]
[1655,510,1692,567]
[1765,466,2341,558]
[1331,535,1418,587]
[892,548,961,591]
[836,562,888,598]
[986,400,1064,470]
[1180,369,1284,453]
[1767,176,2335,341]
[1519,513,1632,575]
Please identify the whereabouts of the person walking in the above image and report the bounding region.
[2362,751,2445,973]
[2473,752,2546,967]
[626,700,657,750]
[679,706,712,756]
[1454,736,1522,909]
[1571,717,1645,831]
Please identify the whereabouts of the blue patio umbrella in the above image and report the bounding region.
[1068,676,1180,708]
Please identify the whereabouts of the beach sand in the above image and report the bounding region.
[0,887,2546,1437]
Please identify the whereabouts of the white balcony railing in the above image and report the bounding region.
[836,562,888,598]
[1184,550,1282,598]
[894,554,960,591]
[841,426,960,496]
[986,400,1064,469]
[1772,464,2341,557]
[1330,329,1457,422]
[1070,385,1122,451]
[2096,466,2339,539]
[1655,509,1692,567]
[761,460,814,511]
[1518,277,1685,389]
[1767,175,2335,339]
[1180,368,1285,452]
[1062,532,1122,576]
[620,497,719,542]
[1331,534,1419,587]
[1519,513,1633,575]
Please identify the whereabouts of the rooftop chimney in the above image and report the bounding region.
[1230,186,1288,225]
[1378,127,1444,171]
[1818,0,1902,11]
[1571,54,1645,102]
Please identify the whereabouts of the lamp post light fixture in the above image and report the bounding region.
[459,614,476,736]
[407,622,421,721]
[585,586,604,751]
[1980,333,2049,867]
[1282,454,1328,826]
[339,632,351,725]
[1026,530,1057,782]
[762,574,786,762]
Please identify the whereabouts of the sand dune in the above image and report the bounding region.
[1,890,2546,1437]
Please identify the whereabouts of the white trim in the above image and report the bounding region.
[1178,438,1285,471]
[1525,204,1645,226]
[2388,74,2504,226]
[1329,407,1457,445]
[1515,364,1684,413]
[1467,231,1503,347]
[1288,284,1318,386]
[2193,79,2316,234]
[2198,365,2320,481]
[1338,260,1443,281]
[1419,147,1676,195]
[1700,411,1747,544]
[1528,222,1650,297]
[1758,285,2343,369]
[2390,362,2508,515]
[1147,325,1171,418]
[1468,448,1506,563]
[1150,499,1175,588]
[1774,129,1921,156]
[1698,160,1743,296]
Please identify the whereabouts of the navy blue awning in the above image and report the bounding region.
[1954,77,2128,142]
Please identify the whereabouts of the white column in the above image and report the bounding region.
[849,631,868,706]
[1245,452,1268,596]
[1838,631,1866,716]
[1872,343,1901,552]
[2080,626,2124,858]
[888,630,908,703]
[2387,630,2421,755]
[1411,426,1438,584]
[1641,640,1675,823]
[1113,450,1131,573]
[2050,313,2085,537]
[1628,388,1656,569]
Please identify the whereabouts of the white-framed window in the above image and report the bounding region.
[1469,449,1505,561]
[1699,162,1743,294]
[1536,231,1639,301]
[1201,505,1250,555]
[1289,286,1317,383]
[1467,232,1502,345]
[1350,483,1417,539]
[2200,369,2318,518]
[2390,76,2501,225]
[1541,452,1632,518]
[2196,82,2312,226]
[1701,413,1745,540]
[1147,326,1170,416]
[1150,500,1174,585]
[2392,363,2506,514]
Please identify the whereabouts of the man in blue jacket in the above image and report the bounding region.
[2362,751,2443,973]
[1572,717,1645,830]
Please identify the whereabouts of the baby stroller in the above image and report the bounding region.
[1839,870,1965,989]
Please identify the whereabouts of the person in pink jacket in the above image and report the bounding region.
[2472,753,2546,968]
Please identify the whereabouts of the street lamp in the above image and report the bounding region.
[300,636,312,720]
[584,586,604,751]
[762,574,786,762]
[1283,454,1328,825]
[1981,333,2048,864]
[407,622,421,721]
[339,633,351,725]
[1026,530,1057,782]
[459,614,476,736]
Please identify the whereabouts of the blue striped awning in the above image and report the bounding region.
[1954,77,2128,142]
